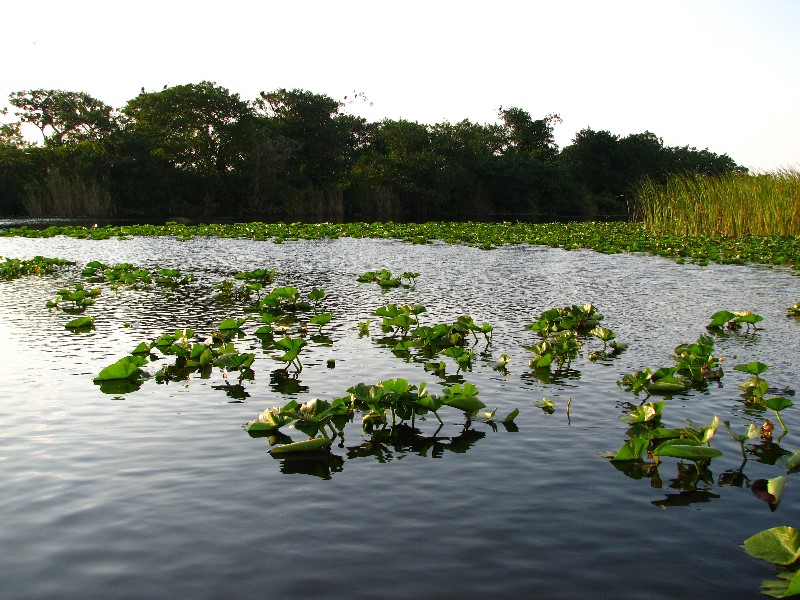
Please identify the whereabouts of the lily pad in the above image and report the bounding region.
[742,526,800,565]
[269,437,333,454]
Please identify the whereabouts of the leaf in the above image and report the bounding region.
[707,310,736,328]
[742,526,800,565]
[735,362,770,376]
[94,355,147,381]
[760,569,800,598]
[503,408,520,423]
[269,437,332,454]
[309,313,333,327]
[131,342,151,354]
[777,450,800,471]
[218,317,246,330]
[770,476,788,503]
[766,397,795,412]
[653,438,723,460]
[611,438,649,461]
[65,316,94,329]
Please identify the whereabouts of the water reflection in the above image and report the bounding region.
[250,423,503,478]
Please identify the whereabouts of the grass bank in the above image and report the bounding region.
[635,169,800,237]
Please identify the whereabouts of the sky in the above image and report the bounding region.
[2,0,798,171]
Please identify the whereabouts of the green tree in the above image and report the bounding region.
[122,82,251,175]
[254,88,367,188]
[498,107,561,161]
[119,82,252,213]
[8,89,117,146]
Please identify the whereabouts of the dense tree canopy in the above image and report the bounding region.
[0,83,745,219]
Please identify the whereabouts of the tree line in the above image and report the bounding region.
[0,82,745,220]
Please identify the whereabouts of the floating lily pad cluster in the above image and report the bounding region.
[81,261,155,287]
[368,304,493,376]
[93,324,256,394]
[45,283,101,332]
[525,304,626,373]
[357,268,419,288]
[4,221,798,269]
[246,378,518,454]
[618,331,726,397]
[213,268,276,303]
[788,302,800,319]
[707,309,764,331]
[46,283,101,312]
[0,255,73,280]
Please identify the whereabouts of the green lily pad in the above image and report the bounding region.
[760,569,800,598]
[94,355,147,381]
[742,526,800,565]
[653,438,723,460]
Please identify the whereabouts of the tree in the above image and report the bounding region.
[122,81,251,175]
[8,89,117,146]
[254,88,367,188]
[498,107,561,161]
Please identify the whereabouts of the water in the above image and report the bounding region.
[1,234,798,599]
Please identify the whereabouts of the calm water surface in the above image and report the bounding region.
[1,234,799,599]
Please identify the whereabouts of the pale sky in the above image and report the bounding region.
[2,0,798,171]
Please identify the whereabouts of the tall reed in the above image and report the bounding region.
[24,169,113,217]
[635,169,800,237]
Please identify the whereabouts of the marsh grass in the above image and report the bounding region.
[24,169,112,218]
[636,169,800,236]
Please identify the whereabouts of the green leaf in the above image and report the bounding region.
[309,313,333,327]
[734,361,770,376]
[65,316,94,329]
[707,310,736,328]
[247,406,294,431]
[769,476,788,504]
[653,438,723,460]
[777,450,800,471]
[742,526,800,565]
[132,342,151,354]
[766,397,795,412]
[760,569,800,598]
[611,438,649,461]
[94,355,147,381]
[218,317,246,330]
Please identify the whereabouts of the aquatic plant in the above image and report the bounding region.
[245,377,513,455]
[742,525,800,597]
[4,221,799,269]
[636,169,800,237]
[723,420,761,459]
[357,269,419,288]
[673,334,724,382]
[81,261,154,287]
[527,303,604,336]
[272,336,307,373]
[154,268,195,286]
[706,310,763,332]
[46,283,101,312]
[0,255,73,280]
[374,303,426,338]
[65,315,95,331]
[526,329,583,370]
[788,302,800,319]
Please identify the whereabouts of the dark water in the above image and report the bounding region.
[1,234,798,599]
